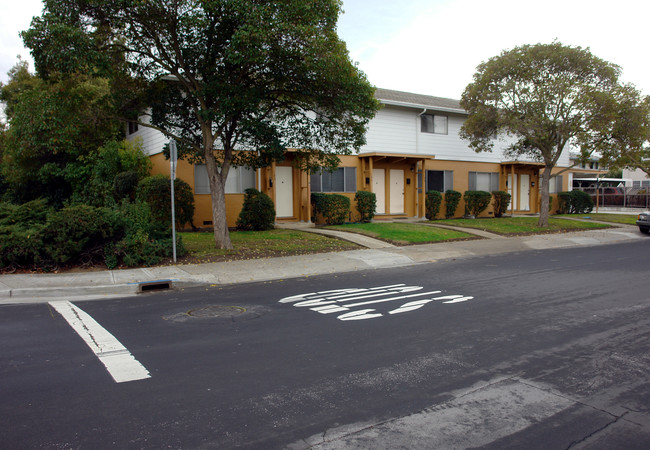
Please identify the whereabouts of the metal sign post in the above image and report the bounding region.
[169,140,178,263]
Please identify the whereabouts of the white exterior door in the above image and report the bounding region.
[390,169,404,214]
[276,166,293,218]
[507,174,517,211]
[519,174,530,211]
[373,169,385,214]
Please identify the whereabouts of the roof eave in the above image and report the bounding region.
[378,99,467,115]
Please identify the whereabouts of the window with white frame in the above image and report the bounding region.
[420,114,448,134]
[468,172,499,192]
[426,170,453,192]
[194,165,256,194]
[633,180,650,188]
[310,167,356,193]
[548,175,563,193]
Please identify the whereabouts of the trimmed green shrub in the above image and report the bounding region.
[236,188,276,230]
[464,191,492,217]
[444,190,462,219]
[137,174,195,229]
[425,191,443,220]
[355,190,376,223]
[558,191,594,214]
[311,193,350,225]
[492,191,512,218]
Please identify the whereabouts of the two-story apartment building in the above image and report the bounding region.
[129,88,575,228]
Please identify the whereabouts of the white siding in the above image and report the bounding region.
[360,107,416,154]
[361,105,573,167]
[125,113,167,156]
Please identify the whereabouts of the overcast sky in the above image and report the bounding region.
[2,0,649,100]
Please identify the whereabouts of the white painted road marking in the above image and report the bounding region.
[279,285,475,321]
[49,301,151,383]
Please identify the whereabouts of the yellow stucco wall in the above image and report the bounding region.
[150,151,576,228]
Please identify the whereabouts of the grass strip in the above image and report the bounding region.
[180,229,359,262]
[326,222,475,244]
[433,217,610,235]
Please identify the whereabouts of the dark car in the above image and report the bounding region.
[637,211,650,234]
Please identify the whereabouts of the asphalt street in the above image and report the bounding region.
[1,240,649,448]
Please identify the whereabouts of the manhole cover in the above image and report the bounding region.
[187,305,246,318]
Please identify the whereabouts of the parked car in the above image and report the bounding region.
[637,211,650,234]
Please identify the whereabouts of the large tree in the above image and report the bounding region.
[0,61,122,206]
[23,0,380,249]
[460,42,646,226]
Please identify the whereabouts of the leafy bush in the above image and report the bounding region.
[558,191,594,214]
[445,190,462,219]
[236,188,276,230]
[355,190,376,223]
[137,174,195,229]
[491,191,512,218]
[311,193,350,225]
[44,205,124,265]
[425,191,442,220]
[0,200,184,271]
[464,191,492,217]
[0,199,52,270]
[105,201,185,269]
[113,170,139,201]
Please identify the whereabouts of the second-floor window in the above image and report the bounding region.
[420,114,448,135]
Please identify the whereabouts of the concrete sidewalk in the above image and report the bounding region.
[0,221,643,304]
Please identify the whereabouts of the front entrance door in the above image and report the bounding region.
[519,174,530,211]
[276,166,293,218]
[389,169,404,214]
[508,174,517,211]
[373,169,386,214]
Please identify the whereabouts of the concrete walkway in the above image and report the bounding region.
[0,220,644,304]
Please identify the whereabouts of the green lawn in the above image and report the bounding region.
[180,229,359,262]
[554,213,638,225]
[325,222,475,244]
[432,216,611,235]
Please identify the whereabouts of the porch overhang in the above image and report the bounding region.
[500,160,545,170]
[360,152,436,164]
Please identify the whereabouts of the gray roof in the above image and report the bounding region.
[374,88,464,113]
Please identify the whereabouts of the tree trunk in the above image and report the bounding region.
[538,165,553,227]
[205,154,233,250]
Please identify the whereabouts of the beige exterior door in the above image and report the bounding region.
[276,166,293,218]
[373,169,386,214]
[519,174,530,211]
[390,169,404,214]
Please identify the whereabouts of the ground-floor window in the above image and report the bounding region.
[468,172,499,192]
[426,170,453,192]
[633,180,650,188]
[310,167,356,193]
[548,175,563,193]
[194,165,256,194]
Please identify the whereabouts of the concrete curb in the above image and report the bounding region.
[0,221,645,304]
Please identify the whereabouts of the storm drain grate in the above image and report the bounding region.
[138,279,173,292]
